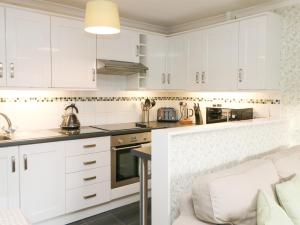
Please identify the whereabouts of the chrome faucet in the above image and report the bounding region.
[0,113,14,135]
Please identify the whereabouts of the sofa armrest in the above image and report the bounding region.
[172,194,214,225]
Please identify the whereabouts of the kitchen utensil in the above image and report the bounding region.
[194,103,203,125]
[60,104,81,130]
[141,98,156,123]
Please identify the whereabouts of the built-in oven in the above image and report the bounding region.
[111,132,151,189]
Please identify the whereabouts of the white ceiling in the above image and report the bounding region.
[44,0,277,26]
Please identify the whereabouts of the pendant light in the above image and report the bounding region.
[85,0,120,35]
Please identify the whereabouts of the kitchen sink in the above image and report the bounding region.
[0,136,11,141]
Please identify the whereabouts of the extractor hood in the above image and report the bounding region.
[96,59,149,75]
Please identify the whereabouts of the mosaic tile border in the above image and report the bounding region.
[0,96,281,104]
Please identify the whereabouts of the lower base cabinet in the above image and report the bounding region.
[19,142,66,223]
[0,147,19,209]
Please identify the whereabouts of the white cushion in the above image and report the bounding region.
[192,159,280,224]
[267,145,300,178]
[276,175,300,225]
[257,190,294,225]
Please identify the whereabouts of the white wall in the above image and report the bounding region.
[0,89,281,131]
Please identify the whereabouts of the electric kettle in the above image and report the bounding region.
[60,104,81,130]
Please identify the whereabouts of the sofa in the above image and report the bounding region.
[173,145,300,225]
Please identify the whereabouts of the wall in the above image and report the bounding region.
[0,88,280,131]
[275,5,300,145]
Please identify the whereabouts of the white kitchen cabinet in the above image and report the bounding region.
[202,22,239,91]
[165,35,188,90]
[51,17,97,89]
[0,7,5,87]
[19,142,65,223]
[187,31,203,91]
[97,28,139,63]
[0,147,19,209]
[146,34,168,89]
[5,8,51,88]
[238,14,281,90]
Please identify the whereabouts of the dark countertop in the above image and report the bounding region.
[0,121,195,148]
[131,146,151,160]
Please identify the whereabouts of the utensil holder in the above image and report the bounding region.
[142,110,150,123]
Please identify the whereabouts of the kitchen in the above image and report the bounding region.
[0,0,297,225]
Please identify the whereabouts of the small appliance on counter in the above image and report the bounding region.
[157,107,178,122]
[60,104,81,132]
[206,107,254,124]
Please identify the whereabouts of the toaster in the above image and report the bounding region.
[157,107,178,122]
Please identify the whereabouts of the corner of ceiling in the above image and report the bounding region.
[0,0,295,35]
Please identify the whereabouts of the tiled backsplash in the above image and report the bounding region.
[0,90,281,131]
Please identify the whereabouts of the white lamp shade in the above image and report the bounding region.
[85,0,120,35]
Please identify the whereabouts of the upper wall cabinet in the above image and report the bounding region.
[51,17,97,89]
[97,29,139,63]
[187,31,203,91]
[201,22,239,91]
[6,8,51,88]
[165,35,188,90]
[238,14,281,90]
[0,7,5,87]
[146,34,168,90]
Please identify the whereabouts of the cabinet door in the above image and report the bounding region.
[97,29,139,63]
[146,34,167,89]
[202,23,239,91]
[6,8,51,88]
[0,147,19,209]
[51,17,97,89]
[238,16,267,90]
[187,31,203,91]
[19,143,65,223]
[0,7,5,87]
[166,35,188,90]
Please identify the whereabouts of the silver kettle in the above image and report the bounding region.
[60,104,81,130]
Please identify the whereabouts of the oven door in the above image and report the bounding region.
[111,144,141,189]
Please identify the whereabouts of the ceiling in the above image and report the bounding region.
[44,0,277,27]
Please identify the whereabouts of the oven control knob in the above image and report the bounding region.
[117,139,124,145]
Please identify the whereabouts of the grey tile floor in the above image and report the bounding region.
[68,201,151,225]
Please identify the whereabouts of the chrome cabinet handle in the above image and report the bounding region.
[83,176,97,181]
[11,156,16,173]
[83,194,97,199]
[84,144,96,149]
[92,68,96,82]
[10,63,14,78]
[238,68,243,83]
[24,155,28,170]
[196,72,200,84]
[201,72,206,84]
[0,63,3,78]
[167,73,171,84]
[136,45,140,57]
[161,73,166,84]
[83,160,96,165]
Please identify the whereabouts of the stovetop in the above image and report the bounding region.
[91,122,168,132]
[53,126,108,136]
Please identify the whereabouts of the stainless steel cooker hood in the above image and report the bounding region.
[96,59,148,75]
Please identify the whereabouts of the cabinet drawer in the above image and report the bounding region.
[66,152,110,173]
[66,182,110,213]
[66,166,110,190]
[65,137,110,156]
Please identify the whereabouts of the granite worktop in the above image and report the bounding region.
[0,121,194,148]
